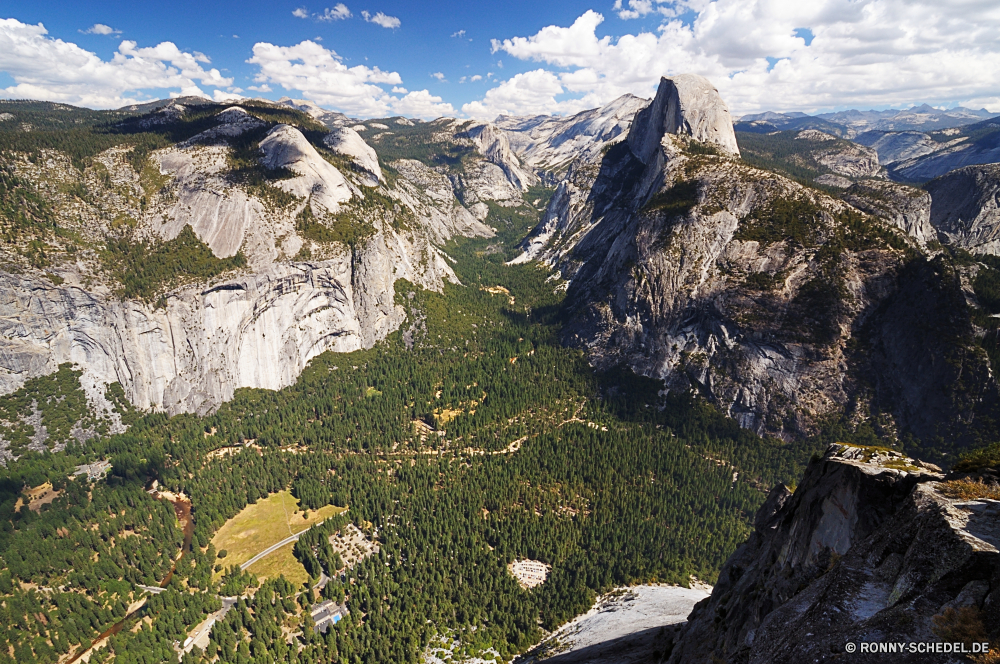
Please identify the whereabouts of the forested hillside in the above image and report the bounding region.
[0,198,829,664]
[3,90,997,664]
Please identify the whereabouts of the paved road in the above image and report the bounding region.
[239,516,338,571]
[239,532,302,570]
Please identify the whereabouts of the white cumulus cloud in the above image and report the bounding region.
[462,69,601,119]
[0,19,233,108]
[473,1,1000,119]
[248,40,400,116]
[247,39,447,118]
[80,23,121,36]
[361,11,401,29]
[392,90,454,118]
[292,8,310,19]
[318,4,352,21]
[431,72,445,81]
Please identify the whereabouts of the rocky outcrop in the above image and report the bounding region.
[460,122,538,191]
[885,119,1000,183]
[155,145,267,261]
[811,141,881,179]
[628,75,740,161]
[390,158,497,237]
[497,94,649,179]
[843,180,934,246]
[0,227,454,415]
[323,126,382,185]
[0,102,497,419]
[514,74,929,438]
[854,130,938,165]
[927,164,1000,255]
[260,124,353,213]
[667,444,1000,664]
[276,96,351,128]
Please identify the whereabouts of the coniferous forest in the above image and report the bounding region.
[0,157,947,664]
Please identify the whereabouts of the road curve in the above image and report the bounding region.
[238,516,336,571]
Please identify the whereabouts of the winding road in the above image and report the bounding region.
[238,514,340,571]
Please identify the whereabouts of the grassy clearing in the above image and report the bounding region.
[246,545,309,585]
[210,489,344,578]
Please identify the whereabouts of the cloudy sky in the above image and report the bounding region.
[2,0,999,120]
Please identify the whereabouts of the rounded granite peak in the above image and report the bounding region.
[628,73,741,162]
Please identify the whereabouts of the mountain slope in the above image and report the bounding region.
[496,94,649,182]
[887,117,1000,182]
[0,99,513,422]
[512,75,997,450]
[668,443,999,664]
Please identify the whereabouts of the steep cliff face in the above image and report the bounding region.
[0,101,501,418]
[850,117,1000,184]
[926,164,1000,255]
[668,444,1000,664]
[854,130,938,165]
[515,74,932,438]
[459,122,538,191]
[323,126,382,185]
[627,75,740,161]
[0,235,451,416]
[842,180,934,246]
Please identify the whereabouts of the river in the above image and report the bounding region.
[65,491,193,664]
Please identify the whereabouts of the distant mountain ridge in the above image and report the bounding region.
[738,104,996,135]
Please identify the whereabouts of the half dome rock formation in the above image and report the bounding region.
[510,72,985,442]
[323,126,383,185]
[260,124,353,213]
[628,74,741,164]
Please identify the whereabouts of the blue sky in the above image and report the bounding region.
[2,0,999,119]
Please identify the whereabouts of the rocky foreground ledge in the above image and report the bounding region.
[667,444,1000,663]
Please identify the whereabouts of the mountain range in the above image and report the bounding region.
[739,103,996,135]
[2,73,1000,663]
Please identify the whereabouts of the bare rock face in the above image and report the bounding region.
[155,145,265,260]
[889,123,1000,183]
[390,159,497,239]
[927,163,1000,255]
[460,122,538,191]
[0,104,498,418]
[843,180,934,246]
[811,142,881,178]
[628,74,740,162]
[497,94,649,181]
[323,127,382,185]
[275,96,351,128]
[854,130,938,165]
[0,229,454,415]
[514,73,938,438]
[668,444,1000,664]
[260,124,353,213]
